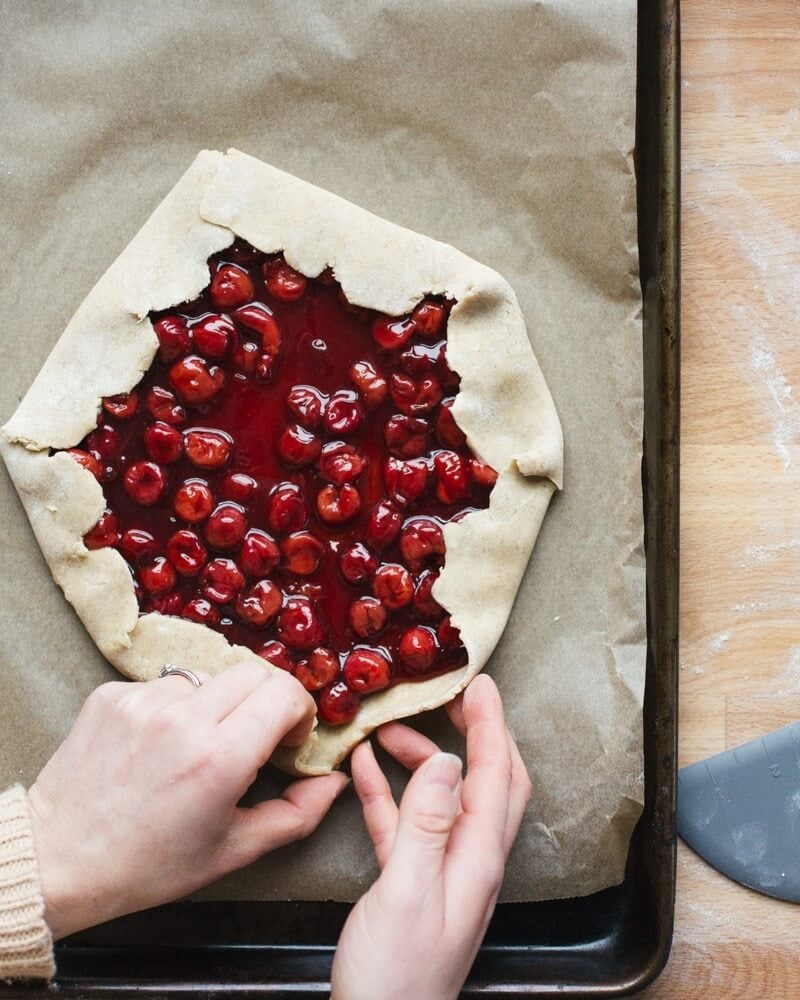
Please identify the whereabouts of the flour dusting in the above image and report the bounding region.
[681,630,732,674]
[748,329,800,469]
[692,172,800,467]
[740,538,800,566]
[774,646,800,696]
[709,631,731,653]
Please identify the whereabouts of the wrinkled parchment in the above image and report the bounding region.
[0,0,643,902]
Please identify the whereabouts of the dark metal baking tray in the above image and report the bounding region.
[8,0,678,995]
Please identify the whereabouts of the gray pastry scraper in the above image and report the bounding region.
[677,721,800,903]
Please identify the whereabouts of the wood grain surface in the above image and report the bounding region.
[640,1,800,996]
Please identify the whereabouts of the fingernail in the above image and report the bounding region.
[422,752,462,791]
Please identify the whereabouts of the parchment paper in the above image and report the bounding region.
[0,0,643,902]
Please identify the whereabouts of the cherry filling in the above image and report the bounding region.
[67,240,498,726]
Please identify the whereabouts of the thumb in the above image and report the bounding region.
[385,752,462,884]
[227,772,349,868]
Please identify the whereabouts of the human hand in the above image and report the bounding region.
[331,674,531,1000]
[27,662,348,939]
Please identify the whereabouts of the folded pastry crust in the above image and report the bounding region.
[1,149,563,775]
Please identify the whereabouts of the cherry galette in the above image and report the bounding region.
[1,149,562,775]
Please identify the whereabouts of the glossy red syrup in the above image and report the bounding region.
[69,241,497,725]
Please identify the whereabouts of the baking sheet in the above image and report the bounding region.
[0,0,643,903]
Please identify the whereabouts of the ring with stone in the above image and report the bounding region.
[158,663,203,688]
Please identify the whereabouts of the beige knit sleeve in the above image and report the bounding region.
[0,785,55,980]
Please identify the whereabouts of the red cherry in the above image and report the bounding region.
[123,460,167,506]
[153,316,191,362]
[204,503,248,550]
[83,510,118,550]
[191,314,236,359]
[233,340,260,374]
[398,343,439,377]
[144,421,184,464]
[258,640,294,671]
[220,471,258,505]
[239,529,280,577]
[278,424,321,468]
[348,597,387,639]
[294,647,339,692]
[319,442,366,486]
[255,354,275,382]
[184,429,232,470]
[264,257,307,301]
[201,557,245,604]
[470,458,498,488]
[168,355,225,406]
[349,360,388,407]
[318,681,360,725]
[86,424,121,459]
[411,299,448,339]
[399,626,438,673]
[364,500,403,551]
[165,529,207,577]
[384,414,430,458]
[372,315,415,351]
[399,517,445,571]
[96,459,120,485]
[147,592,185,617]
[119,528,158,562]
[384,457,429,508]
[233,303,282,357]
[316,484,361,525]
[287,385,325,429]
[414,570,444,619]
[102,390,139,420]
[339,542,378,586]
[343,649,391,694]
[373,563,414,609]
[324,390,364,436]
[139,556,176,596]
[174,479,214,523]
[267,483,308,535]
[210,264,254,309]
[182,598,221,626]
[390,372,443,416]
[277,596,326,651]
[145,386,186,426]
[281,532,326,575]
[437,344,461,392]
[436,399,467,449]
[66,449,103,481]
[434,451,469,503]
[235,579,282,627]
[438,616,462,649]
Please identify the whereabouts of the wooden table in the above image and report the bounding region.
[640,2,800,995]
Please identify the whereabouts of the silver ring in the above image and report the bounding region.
[158,663,203,688]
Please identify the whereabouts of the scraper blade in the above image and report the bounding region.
[677,721,800,903]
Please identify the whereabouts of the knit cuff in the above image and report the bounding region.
[0,785,55,980]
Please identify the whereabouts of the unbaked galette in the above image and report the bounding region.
[1,149,562,774]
